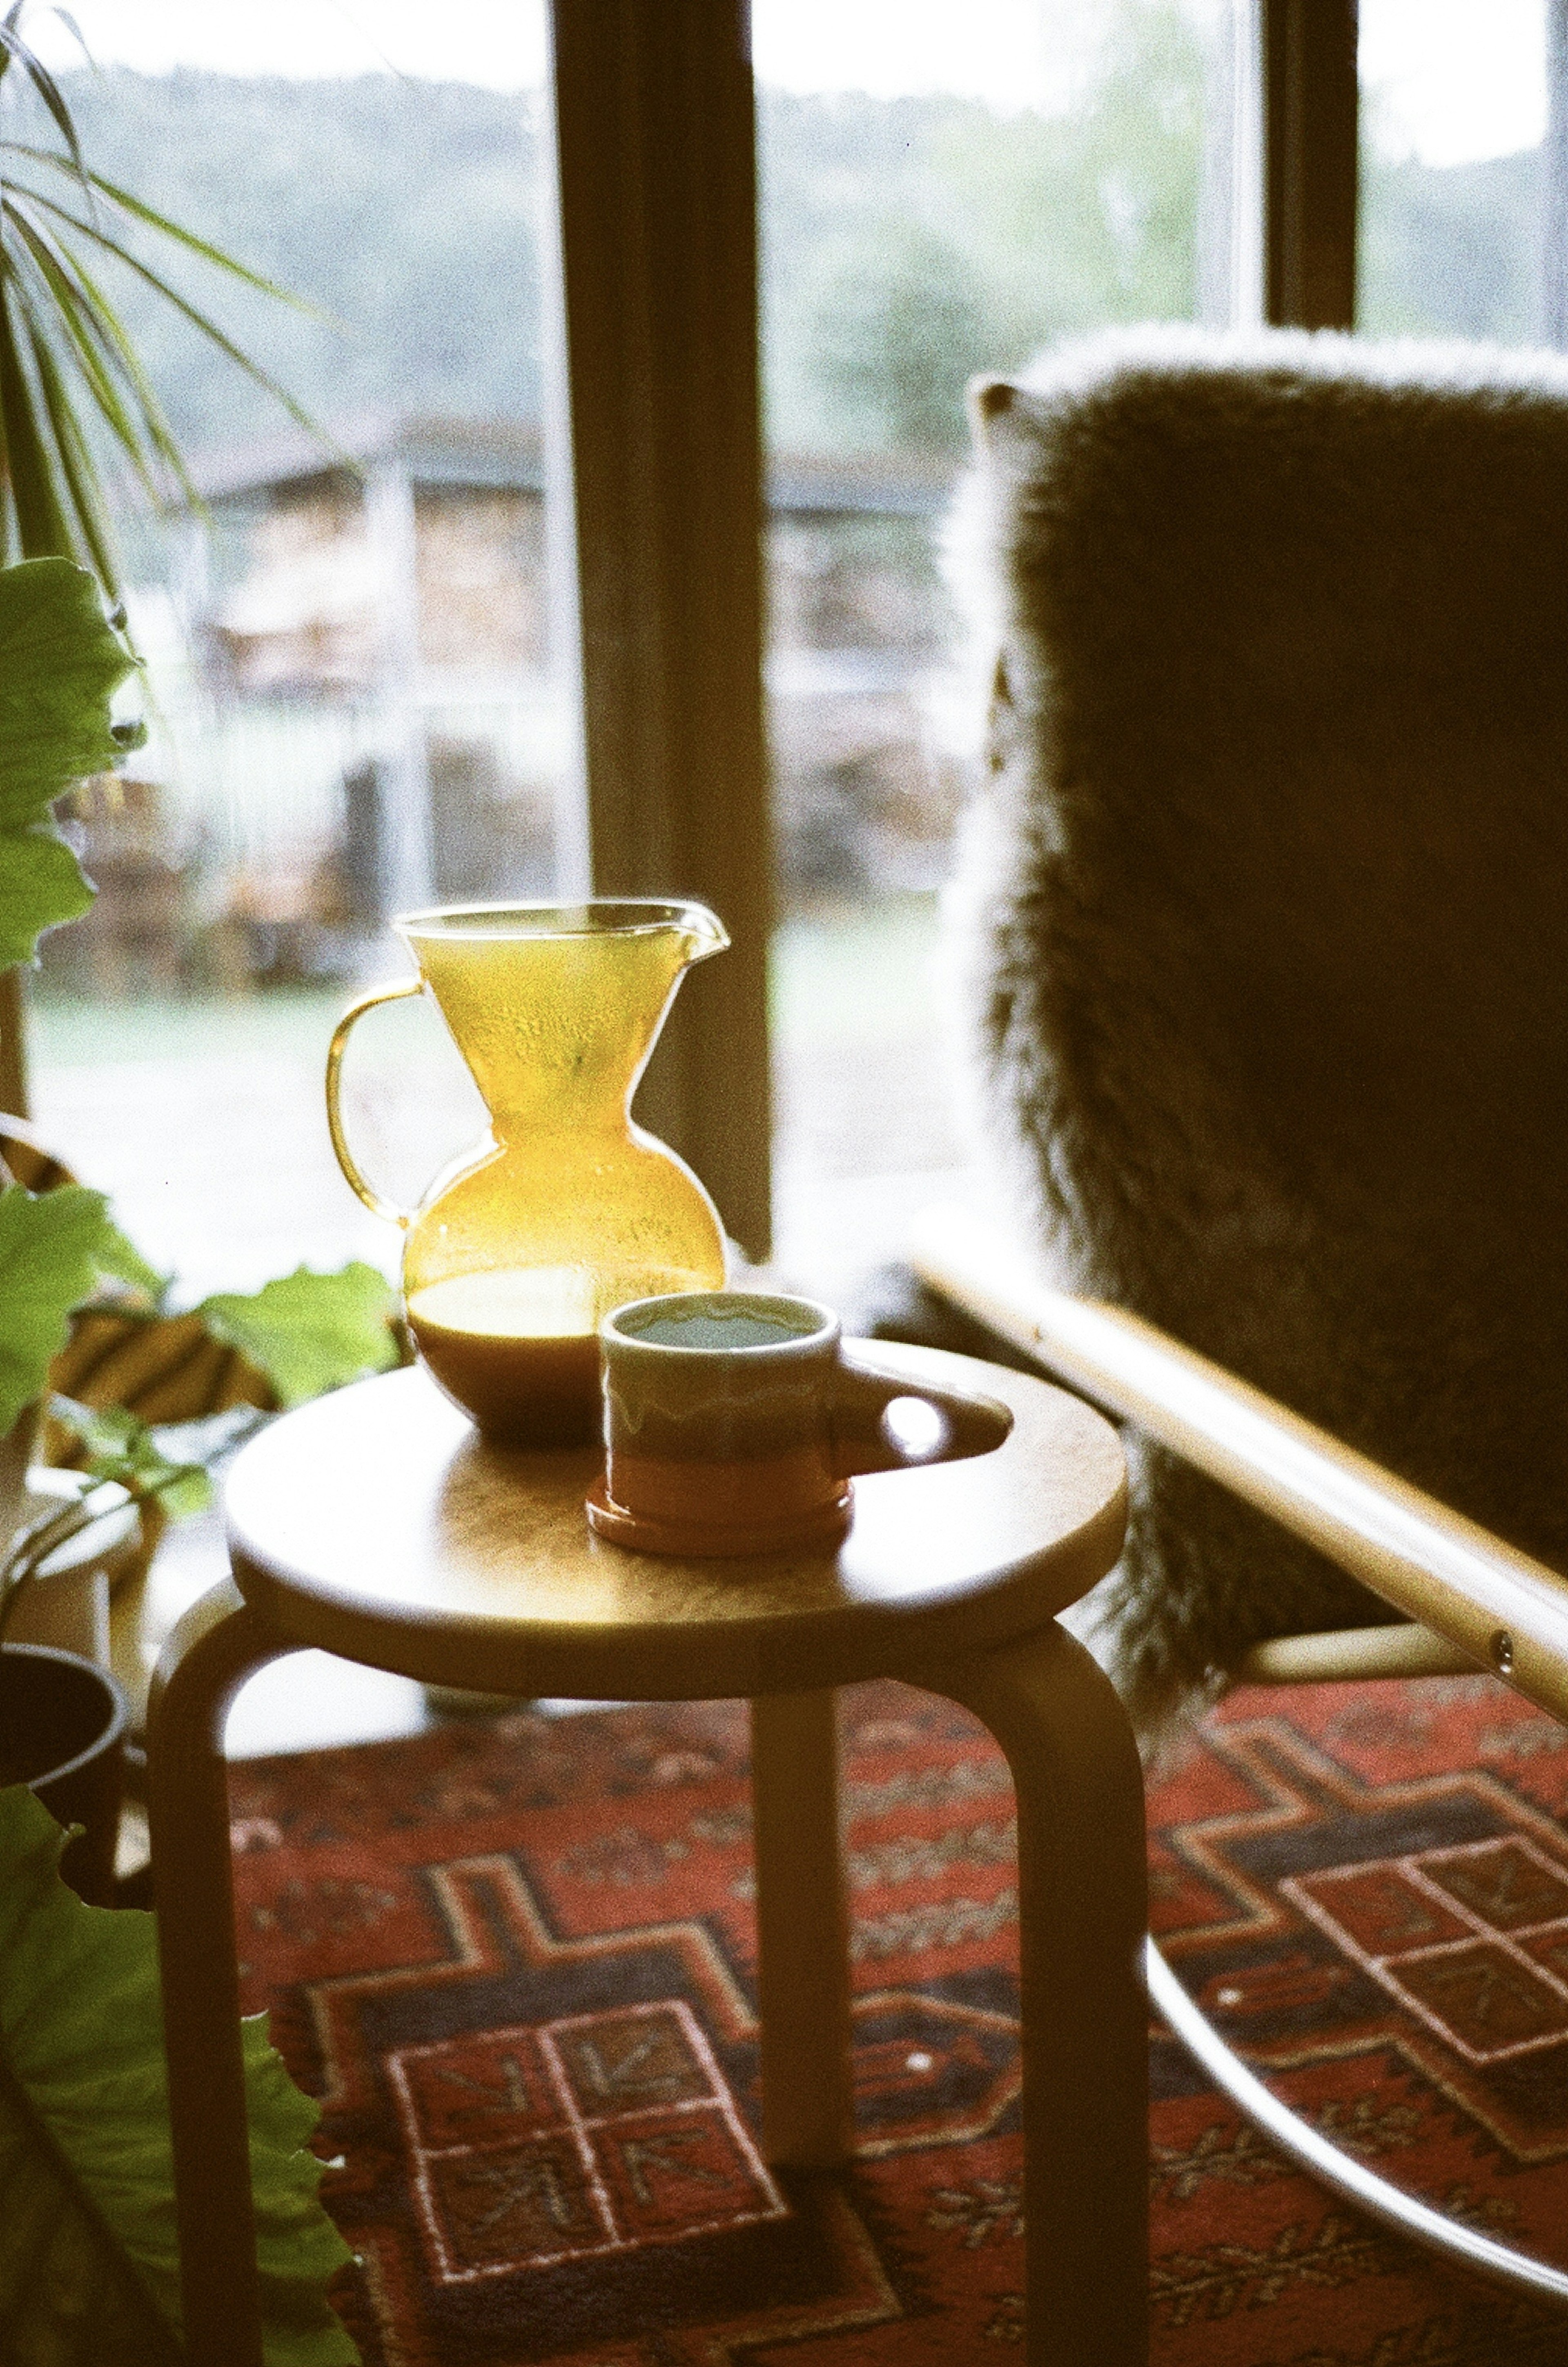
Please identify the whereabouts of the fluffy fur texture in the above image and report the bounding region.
[945,325,1568,1738]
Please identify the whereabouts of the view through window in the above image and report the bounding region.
[24,0,563,1302]
[22,0,1243,1319]
[1359,0,1550,342]
[755,0,1236,1297]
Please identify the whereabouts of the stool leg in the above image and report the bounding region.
[924,1620,1148,2367]
[147,1576,287,2367]
[751,1688,854,2167]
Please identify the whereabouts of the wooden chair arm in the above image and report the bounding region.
[909,1205,1568,1723]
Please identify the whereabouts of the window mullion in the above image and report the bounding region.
[1262,0,1359,329]
[547,0,774,1261]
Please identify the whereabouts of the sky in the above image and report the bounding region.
[22,0,1549,166]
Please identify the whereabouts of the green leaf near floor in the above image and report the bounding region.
[198,1262,400,1408]
[49,1394,215,1519]
[0,1787,359,2365]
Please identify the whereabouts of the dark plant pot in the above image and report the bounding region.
[0,1643,127,1904]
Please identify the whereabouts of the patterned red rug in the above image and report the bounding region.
[227,1673,1568,2365]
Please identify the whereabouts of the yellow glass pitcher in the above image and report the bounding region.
[325,900,729,1444]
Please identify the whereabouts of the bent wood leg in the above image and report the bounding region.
[751,1687,854,2166]
[918,1620,1149,2367]
[147,1576,290,2367]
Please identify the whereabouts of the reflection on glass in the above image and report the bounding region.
[1359,0,1549,343]
[755,0,1229,1294]
[25,10,568,1300]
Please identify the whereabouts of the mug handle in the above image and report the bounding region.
[828,1346,1013,1478]
[325,976,424,1225]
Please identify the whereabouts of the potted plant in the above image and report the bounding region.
[0,551,364,2362]
[0,24,380,2355]
[0,557,398,1867]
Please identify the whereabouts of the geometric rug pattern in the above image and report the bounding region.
[227,1672,1568,2363]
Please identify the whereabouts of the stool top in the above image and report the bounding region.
[225,1345,1126,1699]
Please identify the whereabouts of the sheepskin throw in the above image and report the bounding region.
[949,327,1568,1736]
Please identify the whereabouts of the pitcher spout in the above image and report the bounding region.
[679,905,730,967]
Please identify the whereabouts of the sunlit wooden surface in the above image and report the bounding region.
[225,1347,1127,1700]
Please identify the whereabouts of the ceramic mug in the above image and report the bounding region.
[584,1289,1011,1557]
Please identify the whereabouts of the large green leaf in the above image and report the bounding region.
[0,1786,359,2364]
[0,556,131,831]
[0,810,89,964]
[0,555,136,969]
[0,1183,131,1435]
[198,1263,400,1409]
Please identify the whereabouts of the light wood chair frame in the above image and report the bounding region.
[912,1204,1568,2308]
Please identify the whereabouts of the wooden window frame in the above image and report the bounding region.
[1262,0,1359,330]
[549,0,773,1260]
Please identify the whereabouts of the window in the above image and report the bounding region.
[22,1,571,1301]
[755,0,1235,1295]
[13,0,1488,1309]
[1359,0,1550,343]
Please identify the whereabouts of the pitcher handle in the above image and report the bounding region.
[325,976,423,1226]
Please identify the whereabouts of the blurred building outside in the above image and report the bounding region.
[42,417,967,1006]
[32,417,980,1301]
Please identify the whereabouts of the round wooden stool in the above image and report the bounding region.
[148,1344,1146,2367]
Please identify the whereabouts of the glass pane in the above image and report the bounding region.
[1359,0,1550,343]
[754,0,1232,1296]
[24,2,573,1302]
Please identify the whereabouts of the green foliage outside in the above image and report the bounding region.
[765,1,1208,456]
[1360,147,1543,345]
[42,9,1210,473]
[53,67,545,461]
[0,1788,357,2364]
[37,9,1547,496]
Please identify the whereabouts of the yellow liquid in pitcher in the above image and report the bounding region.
[384,902,731,1446]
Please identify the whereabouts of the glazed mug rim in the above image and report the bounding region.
[602,1289,838,1361]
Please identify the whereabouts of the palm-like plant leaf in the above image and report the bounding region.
[0,4,90,196]
[0,6,322,592]
[23,187,319,438]
[5,200,155,469]
[0,268,71,557]
[18,147,311,305]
